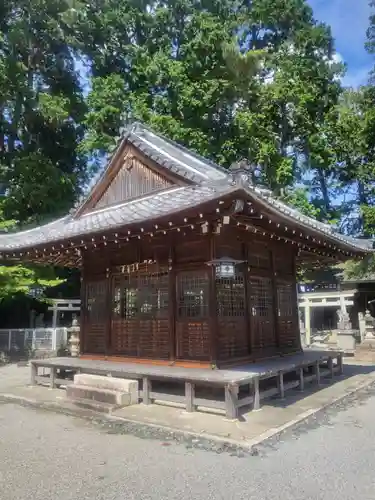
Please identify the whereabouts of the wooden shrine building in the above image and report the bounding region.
[0,123,372,368]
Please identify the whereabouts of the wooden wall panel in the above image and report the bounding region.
[175,238,209,265]
[95,156,173,209]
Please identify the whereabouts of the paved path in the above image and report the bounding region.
[1,386,375,500]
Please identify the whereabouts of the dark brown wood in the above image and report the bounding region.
[79,354,212,368]
[242,242,252,356]
[79,267,86,356]
[96,156,173,210]
[175,268,210,361]
[270,249,281,350]
[168,243,176,362]
[84,277,108,354]
[105,270,112,355]
[111,263,170,359]
[76,220,302,366]
[208,231,218,366]
[76,144,186,217]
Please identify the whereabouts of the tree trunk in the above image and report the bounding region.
[317,167,330,216]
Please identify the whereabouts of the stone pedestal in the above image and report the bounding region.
[336,330,356,354]
[335,309,356,354]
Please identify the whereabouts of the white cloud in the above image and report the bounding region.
[308,0,373,88]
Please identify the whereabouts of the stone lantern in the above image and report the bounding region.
[68,315,80,357]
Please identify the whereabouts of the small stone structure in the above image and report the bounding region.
[362,310,375,348]
[336,309,356,354]
[68,316,80,357]
[66,373,139,413]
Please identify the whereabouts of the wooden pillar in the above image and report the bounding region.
[168,243,176,362]
[185,382,195,412]
[315,360,321,385]
[79,265,87,355]
[242,242,252,355]
[270,249,281,349]
[291,254,302,350]
[142,377,151,405]
[299,367,304,391]
[105,267,112,356]
[208,230,218,366]
[50,366,56,389]
[252,377,260,411]
[328,357,334,379]
[225,384,239,419]
[277,371,285,398]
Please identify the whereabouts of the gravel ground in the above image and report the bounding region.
[1,385,375,500]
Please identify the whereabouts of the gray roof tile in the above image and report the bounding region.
[0,184,234,252]
[0,122,372,256]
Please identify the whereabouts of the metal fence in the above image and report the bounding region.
[0,328,68,354]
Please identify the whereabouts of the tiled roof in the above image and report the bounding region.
[243,183,373,253]
[127,122,228,183]
[0,183,235,251]
[0,122,372,255]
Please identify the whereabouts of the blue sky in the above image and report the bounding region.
[309,0,373,87]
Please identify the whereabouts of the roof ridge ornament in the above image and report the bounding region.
[229,159,253,186]
[229,160,274,196]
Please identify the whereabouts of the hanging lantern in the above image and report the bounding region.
[206,257,244,279]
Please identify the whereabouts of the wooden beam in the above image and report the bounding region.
[224,384,239,419]
[242,241,252,355]
[270,249,281,350]
[79,272,86,356]
[208,229,218,366]
[105,267,112,356]
[168,241,176,362]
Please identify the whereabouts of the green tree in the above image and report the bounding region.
[0,0,87,224]
[76,0,342,197]
[0,201,62,300]
[0,0,86,300]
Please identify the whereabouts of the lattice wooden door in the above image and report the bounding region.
[277,280,299,350]
[249,276,278,354]
[176,270,210,360]
[217,271,248,361]
[111,266,170,359]
[84,279,108,353]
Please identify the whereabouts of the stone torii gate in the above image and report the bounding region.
[298,289,356,345]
